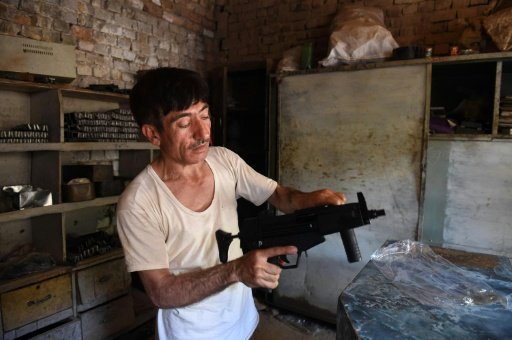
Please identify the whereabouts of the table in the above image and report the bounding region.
[337,242,512,339]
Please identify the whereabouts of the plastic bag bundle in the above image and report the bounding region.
[320,5,398,66]
[371,240,510,310]
[0,252,56,279]
[483,7,512,51]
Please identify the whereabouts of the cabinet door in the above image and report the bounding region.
[75,258,131,312]
[80,294,135,340]
[422,139,512,255]
[276,65,427,321]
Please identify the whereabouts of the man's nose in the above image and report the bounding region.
[192,117,210,139]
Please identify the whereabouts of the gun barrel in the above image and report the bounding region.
[369,209,385,219]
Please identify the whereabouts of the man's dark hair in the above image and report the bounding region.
[129,67,209,131]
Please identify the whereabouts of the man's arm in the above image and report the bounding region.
[267,184,346,214]
[138,245,297,308]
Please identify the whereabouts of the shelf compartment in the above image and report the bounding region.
[0,87,59,143]
[430,61,497,135]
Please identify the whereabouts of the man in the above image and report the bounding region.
[117,67,346,339]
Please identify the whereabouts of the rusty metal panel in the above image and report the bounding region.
[275,65,426,321]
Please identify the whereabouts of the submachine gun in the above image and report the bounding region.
[216,192,385,268]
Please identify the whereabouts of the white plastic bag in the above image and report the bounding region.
[320,5,398,66]
[483,7,512,51]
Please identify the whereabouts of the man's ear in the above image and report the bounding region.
[142,124,161,146]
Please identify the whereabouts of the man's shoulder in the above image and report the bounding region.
[208,146,240,162]
[117,165,154,209]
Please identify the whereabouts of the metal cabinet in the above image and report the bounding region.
[273,52,512,322]
[421,53,512,256]
[274,63,427,322]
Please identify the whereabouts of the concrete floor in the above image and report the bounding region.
[252,300,337,340]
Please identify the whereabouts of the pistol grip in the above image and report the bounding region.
[340,229,361,263]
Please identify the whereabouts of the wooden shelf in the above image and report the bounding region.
[429,134,512,141]
[278,51,512,77]
[0,142,155,152]
[0,265,72,294]
[0,196,119,223]
[72,248,124,271]
[0,78,129,100]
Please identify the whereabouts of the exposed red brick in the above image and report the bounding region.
[142,0,163,18]
[470,0,489,5]
[430,9,457,22]
[435,0,452,10]
[418,1,436,12]
[0,0,499,86]
[71,25,93,41]
[13,14,31,26]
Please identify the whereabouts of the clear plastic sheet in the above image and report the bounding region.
[371,240,510,310]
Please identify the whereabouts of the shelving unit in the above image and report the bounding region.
[421,52,512,257]
[0,79,156,339]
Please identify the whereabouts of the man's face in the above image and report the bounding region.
[158,101,211,165]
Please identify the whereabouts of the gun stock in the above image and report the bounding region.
[216,192,385,267]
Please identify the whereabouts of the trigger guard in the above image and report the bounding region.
[280,252,301,269]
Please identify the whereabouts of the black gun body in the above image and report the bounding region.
[240,202,364,254]
[215,192,385,266]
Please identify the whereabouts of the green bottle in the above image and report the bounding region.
[300,41,313,70]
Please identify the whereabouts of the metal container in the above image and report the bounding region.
[62,182,95,202]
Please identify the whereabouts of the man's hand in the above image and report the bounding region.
[232,246,298,289]
[268,185,347,214]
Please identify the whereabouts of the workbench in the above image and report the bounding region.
[337,241,512,339]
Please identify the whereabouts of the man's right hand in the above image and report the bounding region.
[232,246,297,289]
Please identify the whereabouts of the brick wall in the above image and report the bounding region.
[0,0,217,89]
[0,0,502,87]
[220,0,499,67]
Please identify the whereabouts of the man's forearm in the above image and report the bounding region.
[140,247,288,308]
[268,185,346,213]
[140,261,239,309]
